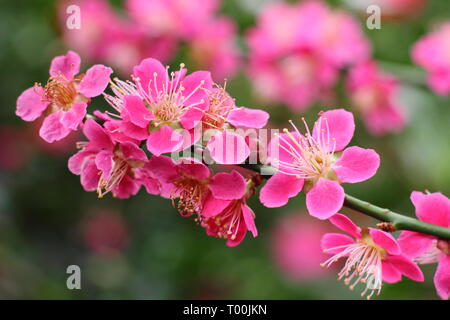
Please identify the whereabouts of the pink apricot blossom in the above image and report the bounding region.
[321,214,424,299]
[347,61,406,136]
[202,86,269,164]
[201,171,258,247]
[68,120,147,199]
[104,58,213,156]
[260,109,380,219]
[412,23,450,95]
[398,191,450,300]
[16,51,112,143]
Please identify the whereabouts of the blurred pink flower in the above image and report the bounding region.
[322,214,424,299]
[347,61,406,135]
[0,127,32,171]
[125,0,219,39]
[260,109,380,219]
[16,51,112,143]
[412,22,450,95]
[272,213,334,281]
[59,0,177,75]
[398,191,450,300]
[246,1,370,111]
[188,17,241,82]
[82,208,129,256]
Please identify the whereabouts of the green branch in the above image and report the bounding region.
[238,164,450,240]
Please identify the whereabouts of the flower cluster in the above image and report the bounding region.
[15,51,450,299]
[58,0,240,80]
[412,22,450,95]
[246,1,370,111]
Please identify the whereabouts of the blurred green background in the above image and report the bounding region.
[0,0,449,299]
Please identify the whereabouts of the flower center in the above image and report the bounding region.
[202,85,234,130]
[97,148,144,198]
[275,117,337,180]
[172,175,209,217]
[42,78,77,110]
[321,229,385,299]
[202,200,243,241]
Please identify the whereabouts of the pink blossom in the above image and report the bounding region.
[272,213,334,281]
[322,214,424,299]
[59,0,176,75]
[412,23,450,95]
[81,208,129,256]
[202,86,269,164]
[16,51,112,143]
[68,120,147,199]
[104,58,213,156]
[188,17,241,81]
[125,0,219,39]
[398,191,450,299]
[143,155,213,217]
[347,61,406,135]
[260,109,380,219]
[201,171,258,247]
[246,1,370,111]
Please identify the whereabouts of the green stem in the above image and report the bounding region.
[344,194,450,240]
[239,164,450,240]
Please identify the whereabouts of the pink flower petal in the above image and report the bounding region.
[329,213,362,238]
[397,231,435,259]
[201,193,232,218]
[209,170,246,200]
[387,255,424,282]
[119,121,149,141]
[146,125,185,156]
[259,172,303,208]
[141,176,161,195]
[122,95,153,128]
[16,87,49,121]
[83,120,114,150]
[312,109,355,152]
[49,50,80,81]
[80,159,100,191]
[181,71,212,107]
[227,107,269,129]
[382,261,403,283]
[119,141,147,162]
[207,131,250,164]
[177,161,210,180]
[410,191,426,207]
[39,111,71,143]
[321,233,354,254]
[133,58,168,98]
[180,107,204,130]
[306,179,345,220]
[78,64,113,98]
[267,131,302,173]
[61,102,87,130]
[242,204,258,238]
[146,156,178,183]
[95,150,114,179]
[434,254,450,300]
[68,150,94,175]
[112,174,141,199]
[414,192,450,228]
[334,146,380,183]
[369,228,401,255]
